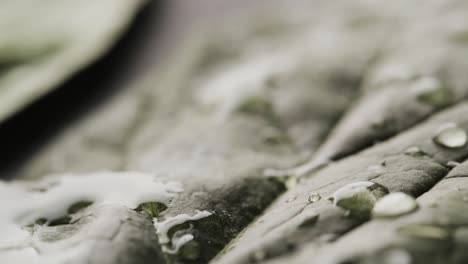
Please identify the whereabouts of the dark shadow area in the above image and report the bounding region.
[0,0,167,179]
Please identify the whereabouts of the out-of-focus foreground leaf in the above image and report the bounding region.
[0,0,147,122]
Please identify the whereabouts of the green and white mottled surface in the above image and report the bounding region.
[4,0,468,263]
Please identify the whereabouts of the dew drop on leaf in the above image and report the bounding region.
[433,123,467,148]
[372,192,418,218]
[332,181,389,219]
[308,193,321,203]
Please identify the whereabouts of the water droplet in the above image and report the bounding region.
[163,232,196,255]
[308,193,321,203]
[332,181,389,219]
[154,210,212,245]
[404,146,426,157]
[398,223,451,240]
[410,77,452,107]
[433,123,467,148]
[372,192,418,218]
[286,196,297,203]
[447,161,461,168]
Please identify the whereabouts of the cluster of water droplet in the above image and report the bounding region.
[331,182,421,220]
[331,181,388,219]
